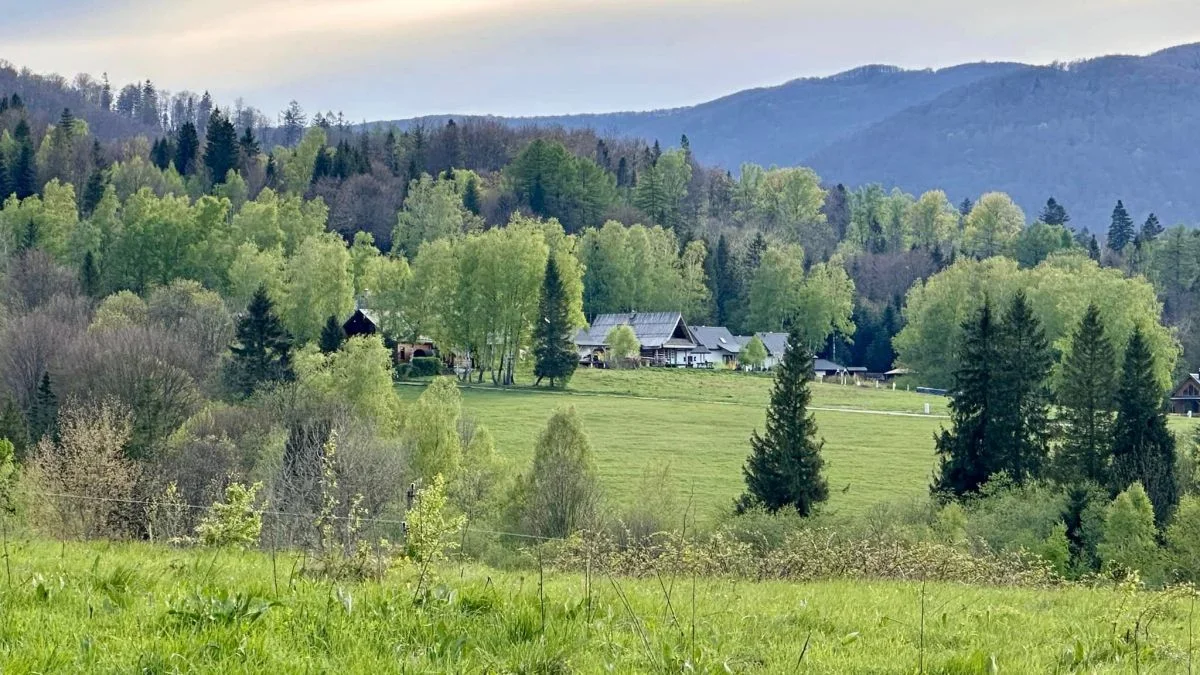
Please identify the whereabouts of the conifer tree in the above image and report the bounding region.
[174,121,199,175]
[81,169,106,215]
[995,290,1053,482]
[80,250,100,298]
[711,233,739,328]
[533,256,578,388]
[1140,213,1163,243]
[1040,197,1070,227]
[150,137,171,170]
[29,372,57,443]
[227,286,295,397]
[239,127,260,162]
[0,150,8,200]
[11,141,37,199]
[738,328,827,515]
[1110,327,1177,526]
[0,397,29,461]
[1054,303,1117,485]
[1088,234,1101,261]
[932,300,1005,498]
[203,108,239,186]
[462,174,482,215]
[1107,200,1135,252]
[318,315,345,354]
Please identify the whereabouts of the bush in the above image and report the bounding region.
[1166,495,1200,582]
[195,482,265,549]
[410,357,443,378]
[509,407,600,539]
[393,363,413,381]
[1097,483,1163,585]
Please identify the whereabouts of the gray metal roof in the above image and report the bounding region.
[690,326,742,354]
[575,312,696,350]
[755,332,789,358]
[814,358,848,373]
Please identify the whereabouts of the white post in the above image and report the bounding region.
[892,382,896,391]
[924,402,931,415]
[1189,410,1193,419]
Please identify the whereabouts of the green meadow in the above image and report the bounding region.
[2,540,1194,673]
[399,368,1200,521]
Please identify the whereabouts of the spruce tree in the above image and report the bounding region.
[738,328,828,515]
[150,138,171,170]
[1140,213,1163,243]
[81,169,106,215]
[932,300,1005,498]
[11,141,37,199]
[203,108,239,186]
[80,250,100,298]
[0,149,8,200]
[227,286,295,397]
[1054,303,1117,486]
[711,233,739,328]
[462,174,482,215]
[1088,234,1101,261]
[995,290,1053,482]
[533,256,578,388]
[174,121,200,175]
[318,314,346,354]
[1106,200,1135,253]
[0,396,29,461]
[1040,197,1070,227]
[1110,327,1177,526]
[29,372,57,443]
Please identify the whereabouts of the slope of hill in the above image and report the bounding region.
[0,63,158,140]
[807,49,1200,228]
[378,62,1027,169]
[381,43,1200,227]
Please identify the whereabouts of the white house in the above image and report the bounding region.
[689,326,741,367]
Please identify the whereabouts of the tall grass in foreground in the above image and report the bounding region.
[1,538,1197,673]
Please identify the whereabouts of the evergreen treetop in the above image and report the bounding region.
[1107,200,1135,252]
[1110,326,1177,526]
[739,327,827,515]
[533,255,578,388]
[1054,303,1116,486]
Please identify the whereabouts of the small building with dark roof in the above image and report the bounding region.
[342,308,379,338]
[689,326,742,367]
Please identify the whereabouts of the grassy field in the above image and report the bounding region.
[400,369,951,520]
[2,539,1194,673]
[400,368,1200,522]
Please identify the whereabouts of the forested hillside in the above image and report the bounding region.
[382,43,1200,227]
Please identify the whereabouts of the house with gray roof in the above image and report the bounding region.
[689,326,741,367]
[575,312,698,367]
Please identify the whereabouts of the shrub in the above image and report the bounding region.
[605,325,639,369]
[1097,483,1163,585]
[27,401,139,539]
[406,473,465,564]
[195,482,265,549]
[1166,495,1200,582]
[510,407,600,539]
[410,357,443,378]
[405,377,463,482]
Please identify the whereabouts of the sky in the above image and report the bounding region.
[3,0,1200,121]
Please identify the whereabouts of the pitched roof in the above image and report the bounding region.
[575,312,695,349]
[690,326,741,354]
[813,358,847,373]
[755,332,789,358]
[1171,373,1200,399]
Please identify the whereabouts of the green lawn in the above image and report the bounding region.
[3,540,1194,673]
[401,368,1200,521]
[402,369,951,520]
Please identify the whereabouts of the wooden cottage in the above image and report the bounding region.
[575,312,698,367]
[342,309,379,338]
[1171,373,1200,415]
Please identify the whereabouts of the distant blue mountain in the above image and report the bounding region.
[380,43,1200,227]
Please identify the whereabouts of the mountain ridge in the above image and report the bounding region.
[377,43,1200,227]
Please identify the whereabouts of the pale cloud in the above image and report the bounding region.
[3,0,1199,119]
